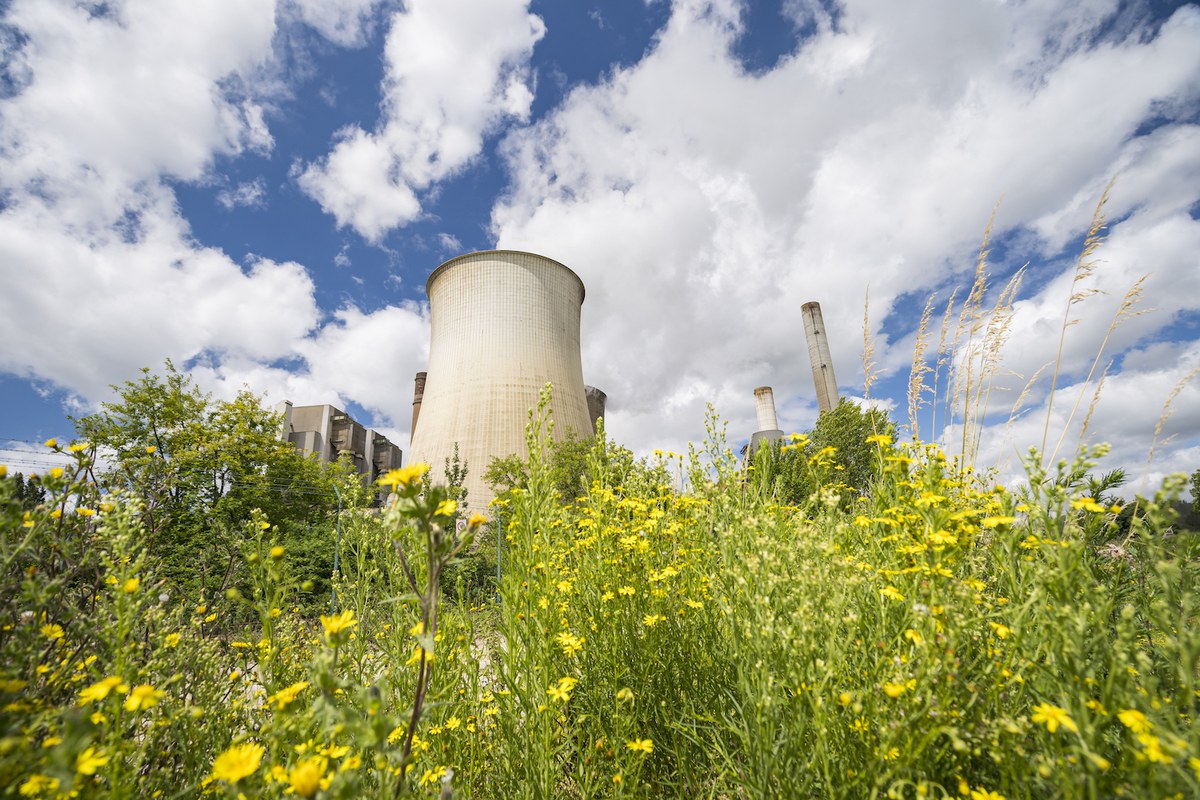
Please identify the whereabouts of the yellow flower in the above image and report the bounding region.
[164,633,181,648]
[78,675,127,705]
[467,512,487,527]
[288,756,327,798]
[643,614,665,627]
[1137,732,1172,764]
[76,746,109,775]
[1071,497,1107,513]
[270,546,285,559]
[555,631,585,658]
[145,445,156,454]
[19,775,60,796]
[68,442,89,453]
[124,684,163,712]
[903,628,923,645]
[434,499,457,517]
[320,610,357,640]
[883,682,907,699]
[616,687,634,704]
[626,738,654,755]
[41,624,65,641]
[1031,703,1078,734]
[969,789,1005,800]
[989,622,1012,639]
[44,438,57,448]
[548,676,578,703]
[981,516,1017,528]
[76,508,95,517]
[122,577,140,594]
[378,463,429,489]
[879,585,904,602]
[269,681,311,711]
[211,742,265,783]
[1117,709,1151,734]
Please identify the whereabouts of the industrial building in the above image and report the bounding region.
[408,250,600,511]
[276,401,402,486]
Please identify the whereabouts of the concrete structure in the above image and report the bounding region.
[411,371,427,442]
[585,385,607,435]
[749,386,784,455]
[408,250,594,510]
[802,301,840,413]
[277,401,403,485]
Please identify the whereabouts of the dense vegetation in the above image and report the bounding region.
[2,381,1198,799]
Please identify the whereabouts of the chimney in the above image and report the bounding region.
[749,386,784,456]
[802,301,839,413]
[411,371,427,444]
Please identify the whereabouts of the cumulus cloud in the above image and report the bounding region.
[299,0,546,240]
[0,0,427,440]
[491,0,1200,469]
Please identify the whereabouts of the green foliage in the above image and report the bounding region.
[72,361,351,612]
[4,399,1200,799]
[750,398,896,507]
[9,473,47,511]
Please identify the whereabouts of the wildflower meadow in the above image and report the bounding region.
[2,394,1199,799]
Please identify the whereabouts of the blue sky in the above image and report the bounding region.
[2,0,1198,493]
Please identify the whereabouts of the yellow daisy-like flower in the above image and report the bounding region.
[211,742,265,783]
[879,585,904,602]
[1031,703,1078,734]
[76,747,109,775]
[41,624,65,641]
[882,682,907,699]
[44,438,57,448]
[969,789,1006,800]
[78,675,127,705]
[19,775,60,796]
[547,676,578,703]
[434,499,457,517]
[124,684,163,712]
[616,687,634,704]
[288,756,327,798]
[377,462,430,489]
[1117,708,1151,734]
[122,578,140,594]
[626,738,654,755]
[268,680,311,711]
[467,512,488,528]
[643,614,665,627]
[320,610,357,640]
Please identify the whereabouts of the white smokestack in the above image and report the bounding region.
[753,386,779,432]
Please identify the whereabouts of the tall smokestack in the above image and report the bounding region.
[749,386,783,456]
[753,386,779,431]
[585,385,607,435]
[411,371,427,444]
[802,301,839,414]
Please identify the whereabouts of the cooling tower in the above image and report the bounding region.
[585,385,607,435]
[407,251,593,511]
[802,301,840,414]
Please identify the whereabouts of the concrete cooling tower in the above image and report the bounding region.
[407,250,594,511]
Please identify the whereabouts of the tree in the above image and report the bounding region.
[751,398,895,506]
[10,473,47,511]
[74,361,349,606]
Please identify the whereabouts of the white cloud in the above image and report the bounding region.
[491,0,1200,469]
[299,0,546,240]
[0,0,425,444]
[217,177,269,209]
[285,0,383,47]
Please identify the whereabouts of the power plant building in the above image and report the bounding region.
[276,401,402,485]
[408,250,597,511]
